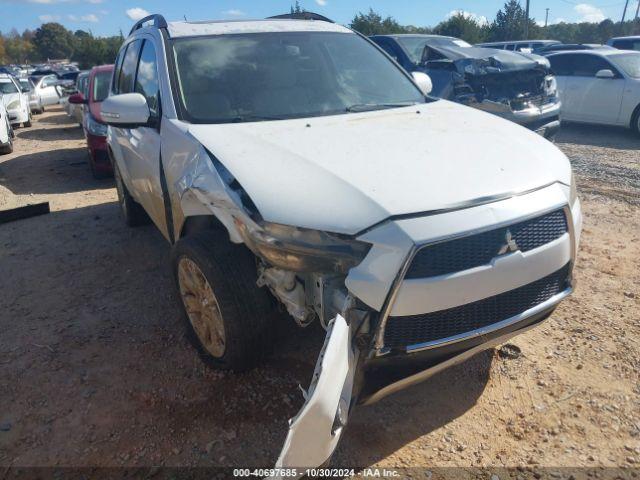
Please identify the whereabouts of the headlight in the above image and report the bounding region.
[6,100,20,110]
[235,219,371,274]
[86,115,107,136]
[569,171,578,206]
[204,148,371,273]
[544,75,557,97]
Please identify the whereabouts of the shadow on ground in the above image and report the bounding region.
[17,125,84,142]
[0,147,112,195]
[557,122,640,150]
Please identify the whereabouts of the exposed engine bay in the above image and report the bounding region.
[421,45,559,121]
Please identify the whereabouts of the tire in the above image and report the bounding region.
[23,114,32,128]
[0,138,12,155]
[632,105,640,136]
[113,161,149,226]
[171,231,275,372]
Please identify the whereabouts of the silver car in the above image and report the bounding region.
[18,77,44,114]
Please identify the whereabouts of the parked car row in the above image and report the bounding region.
[0,68,69,155]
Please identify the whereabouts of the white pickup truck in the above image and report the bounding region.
[102,12,582,469]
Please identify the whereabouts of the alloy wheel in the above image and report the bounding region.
[177,257,226,358]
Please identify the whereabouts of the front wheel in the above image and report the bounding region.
[171,231,275,372]
[23,113,32,128]
[633,107,640,137]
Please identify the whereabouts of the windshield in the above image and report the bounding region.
[0,80,19,94]
[93,70,112,102]
[172,31,425,123]
[19,79,32,91]
[396,36,472,64]
[609,52,640,78]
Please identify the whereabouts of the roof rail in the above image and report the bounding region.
[268,12,335,23]
[128,14,168,36]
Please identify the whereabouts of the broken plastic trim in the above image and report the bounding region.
[275,314,359,470]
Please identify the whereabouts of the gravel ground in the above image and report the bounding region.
[0,109,638,472]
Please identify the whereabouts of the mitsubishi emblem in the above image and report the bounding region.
[497,229,519,255]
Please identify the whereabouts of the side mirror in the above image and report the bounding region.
[412,71,433,96]
[100,93,150,128]
[595,69,615,79]
[68,93,87,105]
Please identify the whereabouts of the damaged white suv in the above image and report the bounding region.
[104,13,582,469]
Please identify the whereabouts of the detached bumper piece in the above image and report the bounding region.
[275,314,359,474]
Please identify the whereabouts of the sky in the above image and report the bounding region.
[0,0,638,37]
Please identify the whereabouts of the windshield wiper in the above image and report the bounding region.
[345,102,419,113]
[230,114,285,123]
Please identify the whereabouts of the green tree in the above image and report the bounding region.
[350,9,407,35]
[433,12,487,43]
[290,1,304,14]
[4,29,36,63]
[34,22,75,60]
[487,0,540,41]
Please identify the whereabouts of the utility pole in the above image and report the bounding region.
[635,0,639,21]
[545,8,550,27]
[524,0,531,39]
[621,0,629,22]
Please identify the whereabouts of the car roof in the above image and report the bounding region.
[91,64,114,73]
[609,35,640,41]
[547,49,638,57]
[165,19,351,38]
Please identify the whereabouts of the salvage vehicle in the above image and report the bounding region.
[69,65,114,177]
[29,75,61,107]
[0,101,14,154]
[17,77,44,115]
[0,74,32,127]
[370,34,561,139]
[607,35,640,52]
[65,71,89,125]
[547,50,640,135]
[103,13,582,469]
[534,43,614,55]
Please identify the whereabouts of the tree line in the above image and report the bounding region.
[0,22,123,69]
[1,0,639,69]
[350,0,640,44]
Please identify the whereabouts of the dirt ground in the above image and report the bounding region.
[0,107,639,472]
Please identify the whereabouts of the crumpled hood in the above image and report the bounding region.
[188,100,571,235]
[1,93,21,109]
[429,45,550,74]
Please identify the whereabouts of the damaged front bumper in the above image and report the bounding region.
[475,97,561,139]
[275,184,582,470]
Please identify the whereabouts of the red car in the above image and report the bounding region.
[69,64,114,178]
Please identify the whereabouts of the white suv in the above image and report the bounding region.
[104,13,582,468]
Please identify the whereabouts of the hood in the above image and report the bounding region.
[429,45,550,75]
[188,100,571,235]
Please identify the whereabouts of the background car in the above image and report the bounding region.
[17,77,44,114]
[607,36,640,51]
[370,34,561,138]
[547,50,640,134]
[29,74,61,107]
[477,39,559,52]
[68,65,114,178]
[0,74,32,128]
[534,43,614,55]
[65,71,89,125]
[0,101,14,154]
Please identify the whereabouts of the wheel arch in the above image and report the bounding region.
[631,102,640,133]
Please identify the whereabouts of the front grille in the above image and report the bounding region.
[405,209,567,279]
[383,263,570,350]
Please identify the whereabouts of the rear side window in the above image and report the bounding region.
[612,39,640,51]
[118,39,142,94]
[134,40,160,119]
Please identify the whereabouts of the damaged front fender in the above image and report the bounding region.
[275,314,359,471]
